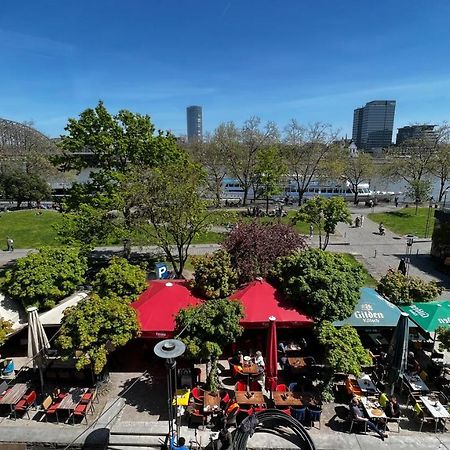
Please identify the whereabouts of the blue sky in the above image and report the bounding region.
[1,0,450,138]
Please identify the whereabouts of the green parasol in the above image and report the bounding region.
[400,300,450,333]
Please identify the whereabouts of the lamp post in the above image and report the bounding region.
[405,235,415,277]
[425,196,434,238]
[154,339,186,443]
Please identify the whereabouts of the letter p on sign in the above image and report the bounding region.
[155,262,169,279]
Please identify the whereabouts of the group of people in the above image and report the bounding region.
[350,394,400,441]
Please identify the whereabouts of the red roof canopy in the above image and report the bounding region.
[131,280,202,338]
[230,279,314,328]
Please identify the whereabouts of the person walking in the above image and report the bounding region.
[394,196,399,208]
[360,215,364,228]
[6,237,13,252]
[309,224,314,239]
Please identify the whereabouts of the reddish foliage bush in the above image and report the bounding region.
[223,221,306,283]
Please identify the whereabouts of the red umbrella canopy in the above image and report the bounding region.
[265,316,278,391]
[230,279,314,328]
[131,280,202,338]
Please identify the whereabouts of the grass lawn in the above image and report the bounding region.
[338,253,377,288]
[0,210,62,248]
[368,207,435,238]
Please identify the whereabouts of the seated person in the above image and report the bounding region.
[350,397,387,441]
[385,395,400,418]
[169,433,189,450]
[407,351,420,374]
[216,427,233,450]
[230,351,243,367]
[278,342,287,354]
[255,351,265,369]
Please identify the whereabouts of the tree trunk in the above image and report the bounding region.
[123,206,132,230]
[298,190,304,206]
[266,194,269,214]
[243,186,249,206]
[438,180,446,202]
[353,188,358,205]
[323,233,330,250]
[175,245,185,278]
[318,229,322,250]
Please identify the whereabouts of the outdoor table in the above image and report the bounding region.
[57,387,88,423]
[172,388,190,406]
[361,396,387,431]
[0,383,28,413]
[420,396,450,433]
[203,391,221,413]
[357,375,378,395]
[402,373,430,393]
[285,344,302,353]
[235,391,265,406]
[288,357,307,369]
[241,363,259,375]
[272,391,302,407]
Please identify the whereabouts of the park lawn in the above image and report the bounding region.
[338,253,377,288]
[0,210,62,248]
[368,207,435,238]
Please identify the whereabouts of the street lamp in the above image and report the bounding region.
[405,235,415,277]
[425,196,434,238]
[154,339,186,443]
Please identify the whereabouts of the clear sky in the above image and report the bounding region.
[1,0,450,138]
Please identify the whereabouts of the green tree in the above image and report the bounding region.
[92,257,148,303]
[376,269,442,305]
[191,250,238,299]
[341,152,375,204]
[3,247,87,310]
[175,298,244,392]
[57,294,140,374]
[57,101,182,249]
[254,147,287,213]
[0,170,51,207]
[406,179,433,214]
[317,321,372,376]
[127,158,209,278]
[282,121,337,205]
[437,327,450,353]
[0,318,13,347]
[293,196,352,250]
[270,249,365,322]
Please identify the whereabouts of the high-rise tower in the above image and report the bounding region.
[186,106,202,142]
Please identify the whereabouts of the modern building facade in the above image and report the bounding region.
[396,124,438,146]
[186,105,202,142]
[352,100,396,150]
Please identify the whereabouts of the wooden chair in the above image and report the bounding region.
[307,405,322,429]
[72,403,89,425]
[41,395,61,423]
[291,406,306,422]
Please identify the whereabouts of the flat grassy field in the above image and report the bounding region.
[368,207,436,238]
[0,210,62,248]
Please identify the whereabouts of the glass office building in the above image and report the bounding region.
[352,100,396,150]
[186,105,202,142]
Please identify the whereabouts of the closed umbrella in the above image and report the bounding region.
[265,316,278,392]
[388,312,410,394]
[27,306,49,391]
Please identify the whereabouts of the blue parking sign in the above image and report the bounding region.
[155,262,169,279]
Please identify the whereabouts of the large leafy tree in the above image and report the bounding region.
[282,121,338,205]
[405,179,433,213]
[127,158,209,277]
[57,101,182,249]
[216,118,279,206]
[223,222,306,283]
[377,269,442,305]
[175,299,244,392]
[341,152,375,204]
[293,196,352,250]
[317,321,371,376]
[3,247,87,310]
[270,248,365,322]
[254,146,287,213]
[188,133,227,207]
[0,170,51,207]
[91,257,148,303]
[57,294,140,374]
[191,250,238,299]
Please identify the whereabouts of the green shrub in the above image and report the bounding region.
[91,257,147,303]
[317,321,372,376]
[0,318,13,346]
[191,250,238,299]
[377,269,442,305]
[3,247,87,310]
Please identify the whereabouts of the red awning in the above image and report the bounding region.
[230,279,314,328]
[131,280,202,338]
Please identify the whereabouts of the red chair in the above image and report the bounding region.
[275,384,287,392]
[253,405,267,413]
[14,390,36,419]
[220,391,230,407]
[235,380,247,392]
[41,396,61,423]
[250,381,262,391]
[72,403,88,424]
[188,403,206,427]
[191,386,205,403]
